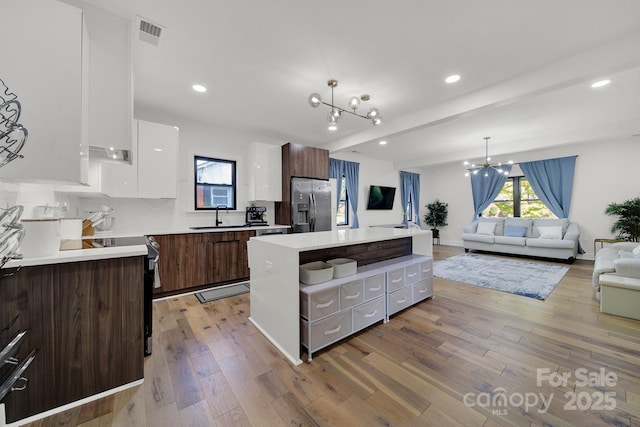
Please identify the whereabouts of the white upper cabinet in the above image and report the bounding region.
[137,120,178,199]
[0,0,87,184]
[247,142,282,201]
[81,3,133,151]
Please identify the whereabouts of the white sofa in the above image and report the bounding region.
[462,217,580,263]
[592,242,640,300]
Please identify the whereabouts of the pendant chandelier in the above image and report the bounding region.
[308,80,382,131]
[464,137,513,177]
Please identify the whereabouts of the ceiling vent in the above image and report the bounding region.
[137,17,164,46]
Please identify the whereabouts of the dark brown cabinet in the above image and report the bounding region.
[0,256,144,424]
[153,230,254,297]
[275,142,330,226]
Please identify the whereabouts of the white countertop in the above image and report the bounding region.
[249,227,430,251]
[147,224,290,235]
[2,240,148,268]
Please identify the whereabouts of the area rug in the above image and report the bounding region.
[432,254,569,300]
[195,282,250,303]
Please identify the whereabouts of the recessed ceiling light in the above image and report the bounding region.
[591,79,611,88]
[154,148,163,152]
[379,140,387,145]
[192,84,207,93]
[445,74,461,84]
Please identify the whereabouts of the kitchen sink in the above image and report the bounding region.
[189,225,250,230]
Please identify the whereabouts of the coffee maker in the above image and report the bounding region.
[245,205,268,226]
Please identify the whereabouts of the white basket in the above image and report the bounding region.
[326,258,357,278]
[299,261,334,285]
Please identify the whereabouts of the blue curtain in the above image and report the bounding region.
[470,165,512,220]
[400,171,421,227]
[519,156,576,218]
[329,158,360,228]
[329,159,343,209]
[520,155,583,253]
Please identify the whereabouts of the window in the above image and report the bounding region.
[336,176,349,226]
[194,156,237,210]
[483,176,556,218]
[406,193,413,222]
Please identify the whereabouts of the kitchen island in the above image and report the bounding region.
[247,227,432,365]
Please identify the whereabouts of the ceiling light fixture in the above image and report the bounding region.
[379,140,387,145]
[445,74,461,84]
[591,79,611,88]
[309,80,383,131]
[464,137,513,177]
[192,84,207,93]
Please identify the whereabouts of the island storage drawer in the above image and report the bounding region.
[387,286,413,316]
[353,296,385,331]
[340,279,364,309]
[301,310,352,351]
[386,268,405,292]
[419,259,433,280]
[405,263,420,284]
[413,278,434,303]
[364,273,385,300]
[301,287,339,320]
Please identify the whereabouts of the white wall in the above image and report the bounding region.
[419,136,640,259]
[329,151,411,228]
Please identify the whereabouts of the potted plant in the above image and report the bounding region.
[424,199,448,239]
[605,197,640,242]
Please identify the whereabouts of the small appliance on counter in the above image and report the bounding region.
[245,205,268,226]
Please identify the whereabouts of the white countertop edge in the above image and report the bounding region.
[249,228,430,251]
[2,245,148,268]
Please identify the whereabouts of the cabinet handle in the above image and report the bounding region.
[391,277,402,283]
[418,288,427,294]
[368,285,381,292]
[364,310,378,318]
[422,268,431,273]
[345,291,360,300]
[324,324,341,335]
[397,298,407,304]
[407,272,417,278]
[316,300,334,309]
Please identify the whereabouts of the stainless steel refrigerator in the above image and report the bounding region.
[291,177,332,233]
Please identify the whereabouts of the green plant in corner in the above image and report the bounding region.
[424,199,448,238]
[605,197,640,242]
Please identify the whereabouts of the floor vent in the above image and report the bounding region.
[138,17,164,46]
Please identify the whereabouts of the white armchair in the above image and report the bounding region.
[592,242,640,300]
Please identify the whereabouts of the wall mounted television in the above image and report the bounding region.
[366,185,396,210]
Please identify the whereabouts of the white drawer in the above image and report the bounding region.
[353,297,385,331]
[405,263,420,284]
[419,259,433,280]
[413,278,433,303]
[364,273,385,301]
[387,268,405,292]
[387,286,413,316]
[301,310,352,351]
[340,279,364,309]
[301,287,339,320]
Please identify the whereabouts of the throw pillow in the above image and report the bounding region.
[537,225,563,239]
[504,225,527,237]
[476,221,496,235]
[632,245,640,255]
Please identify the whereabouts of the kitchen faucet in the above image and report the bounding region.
[215,205,227,226]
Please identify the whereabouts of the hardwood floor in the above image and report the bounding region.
[21,246,640,426]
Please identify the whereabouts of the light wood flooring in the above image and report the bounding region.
[22,246,640,426]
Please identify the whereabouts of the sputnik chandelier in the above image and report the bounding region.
[308,80,382,131]
[464,137,513,177]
